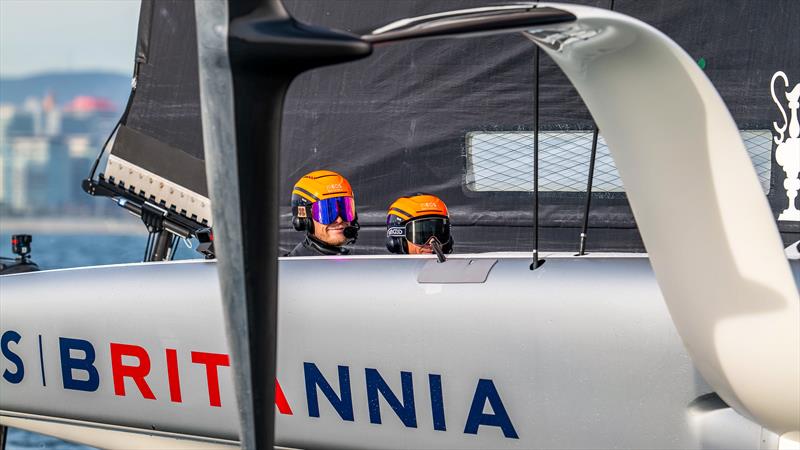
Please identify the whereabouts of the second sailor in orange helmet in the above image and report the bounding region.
[287,170,359,256]
[386,193,453,255]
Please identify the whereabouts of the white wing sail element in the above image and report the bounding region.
[368,0,800,436]
[522,4,799,435]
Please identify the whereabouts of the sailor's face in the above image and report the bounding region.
[406,241,433,254]
[314,216,349,246]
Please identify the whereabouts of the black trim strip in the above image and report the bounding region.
[294,186,320,202]
[390,207,413,217]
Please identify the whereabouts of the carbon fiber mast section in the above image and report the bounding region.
[363,4,575,43]
[196,0,371,448]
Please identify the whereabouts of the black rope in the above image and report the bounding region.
[531,47,541,270]
[143,232,153,262]
[577,0,615,256]
[169,236,180,261]
[578,127,599,255]
[87,62,140,181]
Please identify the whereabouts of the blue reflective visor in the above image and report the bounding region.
[311,197,356,225]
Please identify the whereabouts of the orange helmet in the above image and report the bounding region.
[386,193,452,254]
[291,170,358,235]
[292,170,354,204]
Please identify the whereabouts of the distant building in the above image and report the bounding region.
[2,103,35,137]
[62,96,117,137]
[66,135,97,209]
[6,136,49,211]
[0,94,119,216]
[42,92,61,137]
[0,103,16,205]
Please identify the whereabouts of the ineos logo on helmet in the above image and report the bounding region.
[387,227,406,237]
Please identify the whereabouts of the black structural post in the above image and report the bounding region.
[578,127,599,255]
[531,47,542,270]
[223,1,371,447]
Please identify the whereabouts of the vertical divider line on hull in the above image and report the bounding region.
[38,335,46,387]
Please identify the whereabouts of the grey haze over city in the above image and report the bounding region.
[0,0,141,220]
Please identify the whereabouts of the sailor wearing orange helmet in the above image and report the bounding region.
[287,170,359,256]
[386,193,453,255]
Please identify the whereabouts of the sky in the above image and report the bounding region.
[0,0,141,78]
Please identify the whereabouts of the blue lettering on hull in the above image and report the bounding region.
[1,332,519,439]
[1,330,24,384]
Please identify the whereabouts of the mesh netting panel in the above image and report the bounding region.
[466,130,773,193]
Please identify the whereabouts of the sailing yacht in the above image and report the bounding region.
[1,1,798,449]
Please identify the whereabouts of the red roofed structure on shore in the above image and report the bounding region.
[63,96,116,113]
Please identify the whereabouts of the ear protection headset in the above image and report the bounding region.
[291,203,312,232]
[385,223,406,254]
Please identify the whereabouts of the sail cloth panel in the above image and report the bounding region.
[279,0,799,254]
[101,0,797,251]
[103,0,210,225]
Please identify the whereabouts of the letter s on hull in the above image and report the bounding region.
[1,330,24,384]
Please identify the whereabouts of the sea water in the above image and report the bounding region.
[0,232,200,450]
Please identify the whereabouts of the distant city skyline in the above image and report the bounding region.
[0,0,140,78]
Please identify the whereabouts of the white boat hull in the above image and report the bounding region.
[2,255,796,448]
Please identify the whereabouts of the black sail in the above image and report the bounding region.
[99,0,210,226]
[90,0,799,248]
[279,0,800,253]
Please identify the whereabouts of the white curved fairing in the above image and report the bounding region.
[526,3,799,434]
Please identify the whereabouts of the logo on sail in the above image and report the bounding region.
[771,71,800,221]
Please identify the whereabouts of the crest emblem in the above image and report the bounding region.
[771,71,800,221]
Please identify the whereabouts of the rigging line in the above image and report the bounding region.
[87,62,140,181]
[531,46,541,270]
[578,127,599,255]
[169,235,180,261]
[143,231,153,262]
[577,0,615,256]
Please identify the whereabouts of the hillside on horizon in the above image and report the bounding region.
[0,71,130,110]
